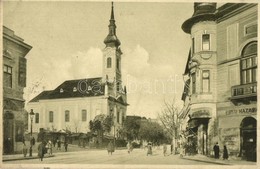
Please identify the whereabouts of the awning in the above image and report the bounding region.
[189,107,212,119]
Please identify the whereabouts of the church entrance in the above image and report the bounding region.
[240,117,256,161]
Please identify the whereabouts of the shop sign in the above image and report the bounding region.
[225,107,257,116]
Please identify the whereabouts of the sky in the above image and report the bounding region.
[3,0,195,119]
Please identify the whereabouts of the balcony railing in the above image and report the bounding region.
[231,82,257,99]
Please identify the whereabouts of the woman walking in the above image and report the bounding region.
[163,143,167,156]
[22,142,27,157]
[147,142,152,156]
[107,141,115,155]
[223,145,229,160]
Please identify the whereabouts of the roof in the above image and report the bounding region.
[29,77,105,102]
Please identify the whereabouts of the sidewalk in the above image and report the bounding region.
[181,154,257,165]
[3,153,55,162]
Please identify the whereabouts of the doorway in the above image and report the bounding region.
[240,117,257,161]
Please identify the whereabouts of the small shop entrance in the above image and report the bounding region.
[240,117,256,162]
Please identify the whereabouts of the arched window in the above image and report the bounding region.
[107,57,112,68]
[241,42,257,84]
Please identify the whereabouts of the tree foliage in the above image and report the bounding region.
[120,116,141,141]
[89,114,113,135]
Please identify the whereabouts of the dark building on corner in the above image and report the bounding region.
[3,26,32,154]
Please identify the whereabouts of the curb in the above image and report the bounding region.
[3,155,55,162]
[182,157,230,165]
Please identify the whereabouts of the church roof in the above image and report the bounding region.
[29,77,105,102]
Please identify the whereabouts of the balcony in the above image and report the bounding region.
[230,82,257,104]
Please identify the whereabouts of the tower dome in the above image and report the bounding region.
[182,2,217,34]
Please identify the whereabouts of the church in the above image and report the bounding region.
[27,3,128,136]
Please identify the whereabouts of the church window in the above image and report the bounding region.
[241,42,257,84]
[82,110,87,121]
[202,34,210,51]
[192,37,195,54]
[65,110,70,122]
[35,113,39,123]
[49,111,54,123]
[107,57,112,68]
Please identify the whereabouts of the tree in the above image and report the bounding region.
[158,99,179,154]
[89,114,113,146]
[120,116,141,141]
[139,120,167,144]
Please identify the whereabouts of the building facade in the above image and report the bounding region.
[27,3,128,137]
[180,3,257,161]
[3,26,32,154]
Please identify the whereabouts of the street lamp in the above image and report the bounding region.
[29,109,35,157]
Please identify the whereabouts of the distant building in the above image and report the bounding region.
[3,26,32,154]
[179,3,257,161]
[27,3,128,137]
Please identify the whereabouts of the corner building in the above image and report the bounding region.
[180,3,257,161]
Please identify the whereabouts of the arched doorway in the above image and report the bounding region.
[240,117,256,161]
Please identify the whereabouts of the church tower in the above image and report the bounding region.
[103,2,123,95]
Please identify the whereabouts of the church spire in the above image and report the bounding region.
[104,2,121,47]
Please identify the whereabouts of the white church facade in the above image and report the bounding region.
[27,3,128,135]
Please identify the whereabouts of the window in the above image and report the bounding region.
[107,57,112,68]
[65,110,70,122]
[35,113,39,123]
[202,70,210,93]
[49,111,53,123]
[245,23,257,35]
[241,42,257,84]
[82,110,87,121]
[192,37,195,54]
[202,34,210,50]
[3,65,12,88]
[116,58,120,70]
[191,73,196,94]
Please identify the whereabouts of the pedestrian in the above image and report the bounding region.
[57,140,61,150]
[213,142,220,159]
[64,141,68,152]
[47,140,52,155]
[127,141,133,154]
[223,145,229,160]
[163,143,167,156]
[22,142,28,157]
[107,141,115,155]
[38,141,45,161]
[147,142,152,156]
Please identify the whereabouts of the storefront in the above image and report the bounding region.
[218,105,257,161]
[187,107,212,155]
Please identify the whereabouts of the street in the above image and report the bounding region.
[3,148,209,165]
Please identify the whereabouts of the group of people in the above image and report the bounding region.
[213,142,229,160]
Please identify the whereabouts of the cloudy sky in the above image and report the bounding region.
[3,1,196,118]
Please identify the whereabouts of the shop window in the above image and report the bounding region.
[202,34,210,51]
[82,109,87,121]
[49,111,53,123]
[241,42,257,84]
[107,57,112,68]
[3,65,12,88]
[202,70,210,93]
[65,110,70,122]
